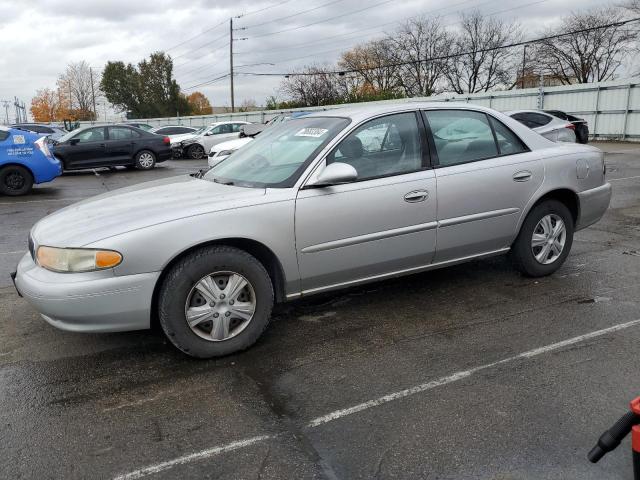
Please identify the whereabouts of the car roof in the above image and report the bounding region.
[305,102,513,123]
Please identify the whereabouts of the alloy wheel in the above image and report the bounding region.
[184,271,256,342]
[138,152,154,168]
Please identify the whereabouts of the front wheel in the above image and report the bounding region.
[510,199,574,277]
[135,150,156,170]
[187,144,205,160]
[158,246,274,358]
[0,165,34,196]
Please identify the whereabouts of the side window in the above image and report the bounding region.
[0,130,9,141]
[40,126,54,134]
[178,127,191,134]
[328,112,424,181]
[74,128,105,143]
[527,113,552,127]
[511,113,536,128]
[489,117,528,155]
[231,123,244,133]
[109,127,134,140]
[424,110,498,167]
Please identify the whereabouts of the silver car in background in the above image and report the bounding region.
[13,103,611,358]
[507,110,578,143]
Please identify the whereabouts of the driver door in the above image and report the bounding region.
[295,111,438,293]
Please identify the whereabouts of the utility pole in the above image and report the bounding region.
[521,44,528,89]
[229,17,235,113]
[90,67,97,119]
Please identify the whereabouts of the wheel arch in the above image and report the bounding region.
[150,237,287,328]
[0,162,35,181]
[517,187,580,236]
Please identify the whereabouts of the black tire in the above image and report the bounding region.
[158,246,274,358]
[187,144,205,160]
[134,150,156,170]
[0,165,34,196]
[511,199,574,277]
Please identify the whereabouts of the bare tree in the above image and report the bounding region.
[533,7,636,84]
[57,61,100,120]
[389,17,452,97]
[338,39,401,95]
[445,11,522,94]
[279,65,341,106]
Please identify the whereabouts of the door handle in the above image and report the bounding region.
[513,170,532,182]
[99,143,106,148]
[404,190,429,203]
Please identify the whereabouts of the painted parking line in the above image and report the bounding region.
[112,318,640,480]
[0,197,86,206]
[113,435,275,480]
[609,174,640,182]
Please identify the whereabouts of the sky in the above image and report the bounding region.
[0,0,624,121]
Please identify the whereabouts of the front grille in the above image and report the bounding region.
[28,235,35,260]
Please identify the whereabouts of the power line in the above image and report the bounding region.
[236,0,492,53]
[248,0,396,39]
[172,32,229,60]
[236,16,640,77]
[237,0,542,67]
[236,0,294,18]
[183,73,231,91]
[163,19,228,52]
[239,0,346,29]
[174,44,229,76]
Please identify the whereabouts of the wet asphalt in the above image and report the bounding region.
[0,143,639,480]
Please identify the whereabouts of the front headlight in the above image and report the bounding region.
[36,246,123,272]
[217,150,234,157]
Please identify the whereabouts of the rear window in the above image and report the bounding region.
[511,113,552,128]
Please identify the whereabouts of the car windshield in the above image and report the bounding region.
[204,117,349,188]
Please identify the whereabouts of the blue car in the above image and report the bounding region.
[0,126,62,196]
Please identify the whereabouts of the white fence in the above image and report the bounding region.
[81,78,640,141]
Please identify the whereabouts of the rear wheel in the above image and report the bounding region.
[135,150,156,170]
[511,199,574,277]
[0,165,33,196]
[158,246,274,358]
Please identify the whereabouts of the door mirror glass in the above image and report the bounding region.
[307,162,358,187]
[69,138,80,145]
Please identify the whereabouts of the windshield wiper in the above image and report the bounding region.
[213,178,234,185]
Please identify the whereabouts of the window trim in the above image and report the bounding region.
[421,109,530,169]
[323,111,433,185]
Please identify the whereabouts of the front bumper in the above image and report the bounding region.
[576,182,612,230]
[13,253,159,333]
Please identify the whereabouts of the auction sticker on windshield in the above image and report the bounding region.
[295,128,328,138]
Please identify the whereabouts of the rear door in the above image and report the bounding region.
[106,126,135,164]
[423,109,544,262]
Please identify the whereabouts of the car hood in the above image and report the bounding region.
[212,137,253,152]
[169,132,199,143]
[31,175,266,247]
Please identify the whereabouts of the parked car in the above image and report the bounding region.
[506,110,577,143]
[11,123,67,141]
[150,125,197,136]
[544,110,589,144]
[13,103,611,358]
[0,126,61,195]
[207,137,253,167]
[174,121,251,159]
[52,125,171,171]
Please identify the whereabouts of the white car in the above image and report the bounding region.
[506,110,577,143]
[207,137,253,167]
[176,121,250,159]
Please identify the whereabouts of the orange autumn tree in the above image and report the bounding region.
[186,91,213,115]
[30,88,59,122]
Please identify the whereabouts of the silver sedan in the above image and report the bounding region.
[13,103,611,358]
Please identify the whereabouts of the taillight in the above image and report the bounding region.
[34,137,52,157]
[566,123,576,130]
[163,136,170,144]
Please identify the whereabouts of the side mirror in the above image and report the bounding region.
[307,162,357,187]
[69,138,79,145]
